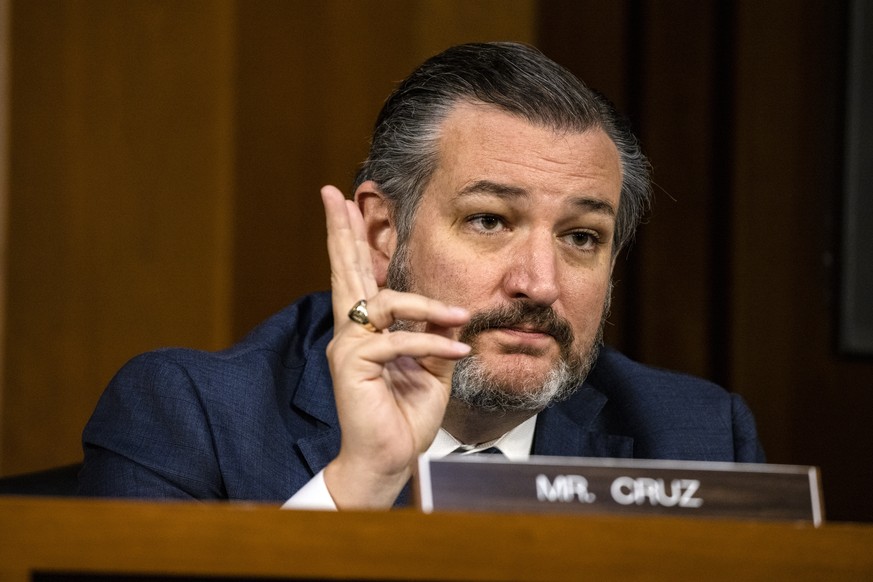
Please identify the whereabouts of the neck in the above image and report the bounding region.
[441,398,538,445]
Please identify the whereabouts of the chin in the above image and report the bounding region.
[451,352,579,413]
[481,352,556,382]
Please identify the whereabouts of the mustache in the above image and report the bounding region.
[457,301,575,353]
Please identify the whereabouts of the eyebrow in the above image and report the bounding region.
[457,180,526,198]
[456,179,616,217]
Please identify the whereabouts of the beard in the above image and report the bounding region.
[387,243,609,413]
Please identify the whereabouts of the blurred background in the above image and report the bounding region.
[1,0,871,521]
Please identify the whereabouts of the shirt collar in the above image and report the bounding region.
[425,414,537,461]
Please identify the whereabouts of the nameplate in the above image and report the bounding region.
[416,456,823,526]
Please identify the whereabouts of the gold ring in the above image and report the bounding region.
[348,299,379,332]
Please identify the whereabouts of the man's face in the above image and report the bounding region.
[389,102,622,411]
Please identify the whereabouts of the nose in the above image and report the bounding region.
[502,230,560,305]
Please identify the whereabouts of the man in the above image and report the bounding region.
[79,42,764,508]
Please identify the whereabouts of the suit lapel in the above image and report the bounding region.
[533,386,633,458]
[291,333,339,426]
[291,333,342,476]
[295,428,342,476]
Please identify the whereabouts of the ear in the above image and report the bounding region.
[354,180,397,287]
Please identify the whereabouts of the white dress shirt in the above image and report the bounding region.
[282,414,537,510]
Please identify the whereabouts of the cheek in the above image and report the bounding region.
[562,276,611,337]
[410,243,497,304]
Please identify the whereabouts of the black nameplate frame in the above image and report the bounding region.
[416,456,823,526]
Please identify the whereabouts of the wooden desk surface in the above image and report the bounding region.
[1,496,872,581]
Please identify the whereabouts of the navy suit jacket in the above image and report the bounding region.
[79,292,765,503]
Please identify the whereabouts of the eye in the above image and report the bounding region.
[563,230,601,251]
[467,214,506,233]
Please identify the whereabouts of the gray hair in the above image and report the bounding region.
[354,41,651,254]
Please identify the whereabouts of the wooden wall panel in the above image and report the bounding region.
[0,0,9,473]
[1,0,234,475]
[632,1,726,380]
[731,0,873,521]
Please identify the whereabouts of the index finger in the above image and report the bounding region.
[321,185,375,312]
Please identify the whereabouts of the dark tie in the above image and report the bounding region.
[451,446,504,456]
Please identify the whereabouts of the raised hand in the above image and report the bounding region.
[319,185,471,509]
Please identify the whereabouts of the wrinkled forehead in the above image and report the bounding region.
[429,102,621,196]
[432,99,617,169]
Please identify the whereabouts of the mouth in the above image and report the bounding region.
[486,326,556,350]
[499,325,552,337]
[457,300,574,358]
